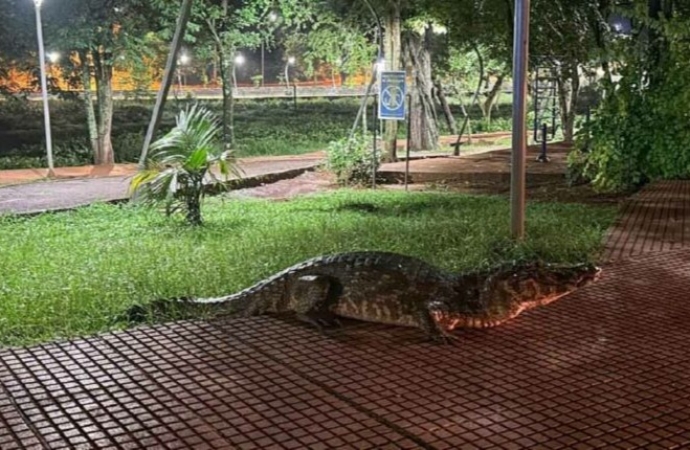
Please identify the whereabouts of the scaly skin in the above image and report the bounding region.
[434,262,602,330]
[135,252,601,341]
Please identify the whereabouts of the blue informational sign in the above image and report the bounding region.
[378,71,407,121]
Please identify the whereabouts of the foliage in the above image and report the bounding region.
[298,7,376,84]
[326,134,380,185]
[0,190,616,346]
[0,141,93,170]
[130,105,239,225]
[570,3,690,192]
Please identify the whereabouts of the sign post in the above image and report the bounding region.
[378,71,407,121]
[374,71,407,189]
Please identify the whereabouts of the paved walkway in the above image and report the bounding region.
[0,155,323,215]
[2,181,690,449]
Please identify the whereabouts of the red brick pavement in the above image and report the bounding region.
[604,181,690,261]
[2,182,690,449]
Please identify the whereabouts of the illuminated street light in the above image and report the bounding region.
[47,52,60,63]
[233,53,245,89]
[32,0,54,175]
[268,11,278,22]
[177,53,190,91]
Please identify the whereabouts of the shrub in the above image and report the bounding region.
[130,104,240,226]
[113,132,145,163]
[326,134,380,185]
[569,12,690,192]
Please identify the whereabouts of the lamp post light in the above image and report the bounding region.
[285,56,295,88]
[233,53,245,89]
[177,53,190,90]
[32,0,54,176]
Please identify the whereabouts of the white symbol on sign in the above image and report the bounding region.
[382,86,404,111]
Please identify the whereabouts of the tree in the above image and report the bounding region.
[41,0,176,164]
[571,0,690,191]
[530,0,604,142]
[302,15,376,87]
[0,0,37,96]
[130,104,239,225]
[192,0,312,150]
[403,23,438,151]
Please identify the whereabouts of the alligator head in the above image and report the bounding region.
[431,262,602,330]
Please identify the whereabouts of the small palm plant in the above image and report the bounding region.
[130,104,240,226]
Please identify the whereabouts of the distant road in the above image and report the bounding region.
[23,85,513,101]
[25,86,371,101]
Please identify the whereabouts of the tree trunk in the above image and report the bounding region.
[480,73,506,126]
[382,1,402,162]
[218,52,235,148]
[556,63,580,143]
[185,176,204,226]
[349,64,377,140]
[434,78,457,135]
[93,52,114,165]
[403,27,438,152]
[79,52,98,160]
[209,20,234,149]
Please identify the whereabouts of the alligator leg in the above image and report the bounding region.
[291,275,342,331]
[417,305,459,345]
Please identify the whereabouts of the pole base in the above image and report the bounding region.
[535,154,550,163]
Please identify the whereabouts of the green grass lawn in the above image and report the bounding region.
[0,190,617,347]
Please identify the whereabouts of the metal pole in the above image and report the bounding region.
[292,85,297,110]
[284,63,289,88]
[405,94,411,191]
[34,2,54,176]
[537,123,549,163]
[510,0,531,240]
[372,94,378,190]
[138,0,194,168]
[261,41,265,87]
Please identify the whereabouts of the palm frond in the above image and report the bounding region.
[129,104,242,225]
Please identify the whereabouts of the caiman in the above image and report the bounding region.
[130,251,601,342]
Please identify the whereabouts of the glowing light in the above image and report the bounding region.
[287,56,296,65]
[375,59,386,73]
[179,53,190,65]
[47,52,60,63]
[234,53,245,65]
[268,12,278,22]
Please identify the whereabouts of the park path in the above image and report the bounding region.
[2,181,690,449]
[0,153,324,215]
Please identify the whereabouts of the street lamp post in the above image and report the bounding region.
[32,0,54,176]
[285,56,295,88]
[177,53,190,92]
[510,0,531,240]
[234,53,245,90]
